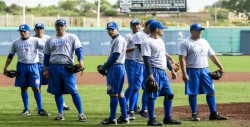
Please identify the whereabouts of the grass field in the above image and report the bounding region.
[0,55,249,126]
[1,55,250,72]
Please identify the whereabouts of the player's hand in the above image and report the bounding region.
[3,68,8,75]
[43,67,49,79]
[182,74,189,81]
[171,70,177,79]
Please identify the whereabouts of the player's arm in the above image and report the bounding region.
[166,53,176,63]
[102,52,120,70]
[209,55,224,72]
[3,54,14,75]
[143,56,153,77]
[126,47,135,53]
[135,44,141,52]
[75,47,84,68]
[179,55,189,81]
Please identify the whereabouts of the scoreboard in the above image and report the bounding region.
[120,0,187,13]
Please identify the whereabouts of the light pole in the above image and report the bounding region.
[214,0,217,25]
[97,0,100,27]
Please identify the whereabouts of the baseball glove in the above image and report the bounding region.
[209,70,223,80]
[97,65,107,76]
[6,70,19,78]
[145,77,159,92]
[171,62,180,72]
[66,64,84,73]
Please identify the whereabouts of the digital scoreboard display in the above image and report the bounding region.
[120,0,187,13]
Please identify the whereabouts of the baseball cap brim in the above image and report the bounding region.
[18,29,29,31]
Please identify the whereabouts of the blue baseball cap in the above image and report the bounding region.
[106,22,118,30]
[145,19,155,26]
[149,21,168,29]
[55,19,66,26]
[130,19,140,26]
[190,23,205,30]
[34,23,44,29]
[18,24,30,31]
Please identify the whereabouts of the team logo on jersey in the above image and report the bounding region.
[22,48,28,53]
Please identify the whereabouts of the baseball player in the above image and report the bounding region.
[123,19,141,116]
[33,23,71,111]
[43,19,86,121]
[99,22,128,125]
[3,24,50,116]
[128,19,155,119]
[179,23,228,121]
[141,20,182,126]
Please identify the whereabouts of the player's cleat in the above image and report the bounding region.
[134,106,141,114]
[20,109,31,116]
[38,109,50,116]
[191,112,200,121]
[209,112,228,120]
[140,110,149,118]
[128,111,135,120]
[55,113,65,121]
[63,106,71,111]
[78,114,87,122]
[163,117,182,125]
[117,116,129,124]
[100,118,117,125]
[147,117,163,126]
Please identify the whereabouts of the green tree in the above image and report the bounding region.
[104,9,118,16]
[0,1,7,12]
[5,4,22,14]
[58,0,78,11]
[222,0,250,19]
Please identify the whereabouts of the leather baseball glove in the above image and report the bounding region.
[145,77,159,92]
[6,70,19,78]
[66,64,84,73]
[209,70,223,80]
[97,65,107,76]
[171,62,180,72]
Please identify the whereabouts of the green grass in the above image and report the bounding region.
[1,55,250,72]
[0,55,249,126]
[0,82,249,127]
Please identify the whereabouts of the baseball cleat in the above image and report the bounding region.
[147,117,163,126]
[140,110,149,118]
[38,109,50,116]
[191,112,200,121]
[63,106,71,111]
[99,118,117,125]
[20,109,31,116]
[78,114,87,122]
[163,117,182,125]
[128,111,135,120]
[55,113,65,121]
[209,112,228,120]
[117,116,129,124]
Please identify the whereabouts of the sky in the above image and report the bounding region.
[3,0,218,12]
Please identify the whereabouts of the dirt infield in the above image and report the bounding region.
[1,72,250,126]
[1,72,250,86]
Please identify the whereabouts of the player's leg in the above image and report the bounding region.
[159,70,182,125]
[146,68,162,126]
[62,65,86,122]
[16,63,30,115]
[20,87,30,115]
[28,63,50,116]
[54,94,65,120]
[124,59,134,105]
[100,65,124,125]
[116,65,129,124]
[186,68,201,121]
[201,68,228,120]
